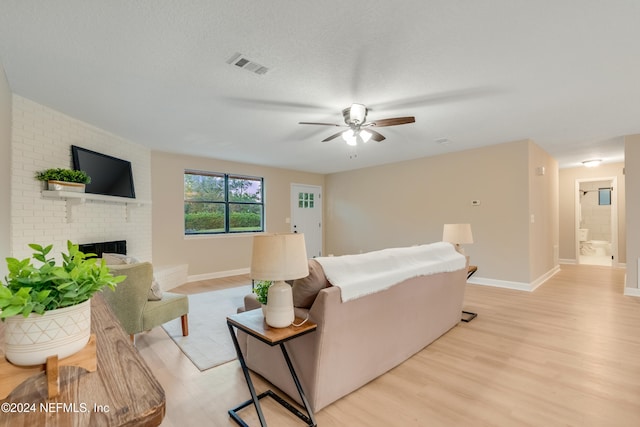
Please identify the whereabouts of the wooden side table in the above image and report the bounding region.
[462,265,478,322]
[467,265,478,279]
[227,310,317,427]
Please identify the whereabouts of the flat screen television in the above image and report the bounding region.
[71,145,136,198]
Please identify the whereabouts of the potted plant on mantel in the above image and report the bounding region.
[0,241,125,366]
[35,168,91,193]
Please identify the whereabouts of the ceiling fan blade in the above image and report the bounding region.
[299,122,342,127]
[322,131,344,142]
[368,116,415,127]
[368,87,503,111]
[224,97,330,112]
[368,129,386,142]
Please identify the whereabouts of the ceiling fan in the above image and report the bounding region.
[299,103,415,146]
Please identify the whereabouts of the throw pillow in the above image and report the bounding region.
[102,253,163,301]
[102,252,127,265]
[147,278,163,301]
[292,259,330,308]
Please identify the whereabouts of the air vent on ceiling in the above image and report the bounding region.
[226,52,269,75]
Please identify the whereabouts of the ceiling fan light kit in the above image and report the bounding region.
[359,130,372,143]
[342,129,372,146]
[342,129,357,146]
[347,103,367,124]
[300,103,415,146]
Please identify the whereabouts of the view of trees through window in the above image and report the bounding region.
[184,171,264,234]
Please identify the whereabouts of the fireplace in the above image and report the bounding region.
[78,240,127,258]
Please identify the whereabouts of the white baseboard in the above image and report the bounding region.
[468,265,561,292]
[468,276,533,291]
[187,267,250,283]
[530,265,561,291]
[624,287,640,297]
[560,259,625,269]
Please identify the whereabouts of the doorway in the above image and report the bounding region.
[290,184,323,258]
[575,177,618,266]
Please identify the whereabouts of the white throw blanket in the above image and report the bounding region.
[314,242,466,302]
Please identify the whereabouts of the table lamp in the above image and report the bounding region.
[250,233,309,328]
[442,223,474,254]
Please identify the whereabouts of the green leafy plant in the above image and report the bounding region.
[253,280,272,305]
[0,241,125,320]
[35,168,91,184]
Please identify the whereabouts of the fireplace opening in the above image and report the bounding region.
[78,240,127,258]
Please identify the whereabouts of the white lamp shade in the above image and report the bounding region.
[442,223,474,245]
[251,233,308,328]
[250,233,309,281]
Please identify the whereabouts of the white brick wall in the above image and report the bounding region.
[10,96,152,262]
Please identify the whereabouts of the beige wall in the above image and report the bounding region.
[151,151,325,277]
[558,162,626,264]
[625,137,640,289]
[0,61,11,278]
[528,142,559,281]
[325,140,556,285]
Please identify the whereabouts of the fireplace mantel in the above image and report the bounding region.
[41,190,151,222]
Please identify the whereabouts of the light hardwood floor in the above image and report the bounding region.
[134,265,640,426]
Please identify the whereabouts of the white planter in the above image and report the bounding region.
[47,180,86,193]
[4,300,91,366]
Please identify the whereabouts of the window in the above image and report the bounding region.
[298,191,315,208]
[184,171,264,234]
[598,187,611,206]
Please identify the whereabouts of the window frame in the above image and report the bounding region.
[184,170,265,235]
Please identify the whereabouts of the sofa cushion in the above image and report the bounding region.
[292,259,330,308]
[103,253,163,301]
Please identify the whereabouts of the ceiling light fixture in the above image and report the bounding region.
[360,130,372,143]
[582,159,602,168]
[342,129,357,146]
[341,129,372,146]
[349,104,367,124]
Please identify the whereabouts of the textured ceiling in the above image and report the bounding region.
[0,0,636,173]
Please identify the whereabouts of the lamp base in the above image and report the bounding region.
[265,281,294,328]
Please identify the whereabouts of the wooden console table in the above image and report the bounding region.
[0,293,165,427]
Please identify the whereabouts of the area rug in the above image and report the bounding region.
[162,284,252,371]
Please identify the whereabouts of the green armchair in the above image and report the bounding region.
[102,262,189,342]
